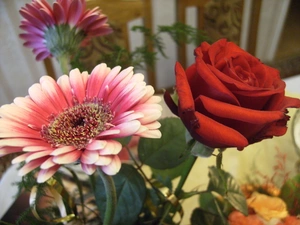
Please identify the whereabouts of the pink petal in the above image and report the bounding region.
[37,165,60,183]
[0,147,22,157]
[101,155,121,175]
[97,66,122,99]
[19,33,44,42]
[69,69,86,103]
[51,146,77,156]
[28,83,59,115]
[94,155,113,166]
[40,76,69,111]
[20,24,45,36]
[86,140,107,150]
[98,140,122,155]
[0,103,47,127]
[81,150,99,164]
[12,152,32,164]
[57,75,74,106]
[40,157,56,169]
[67,0,83,26]
[0,120,41,139]
[23,145,52,152]
[36,51,51,60]
[81,163,96,175]
[86,63,110,98]
[112,111,144,125]
[26,150,53,162]
[53,150,81,164]
[18,157,47,176]
[78,13,100,29]
[137,129,162,138]
[97,129,120,137]
[13,97,49,121]
[19,9,46,30]
[53,2,67,24]
[109,120,141,138]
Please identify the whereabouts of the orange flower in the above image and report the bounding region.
[247,192,289,221]
[228,211,264,225]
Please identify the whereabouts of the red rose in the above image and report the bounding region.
[164,39,300,149]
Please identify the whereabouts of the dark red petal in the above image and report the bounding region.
[175,62,195,111]
[180,110,248,149]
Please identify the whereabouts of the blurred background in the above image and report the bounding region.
[0,0,299,106]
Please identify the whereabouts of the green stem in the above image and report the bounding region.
[216,148,226,169]
[159,156,197,224]
[57,54,70,74]
[97,168,117,225]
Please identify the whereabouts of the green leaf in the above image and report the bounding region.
[185,130,214,158]
[138,117,190,169]
[190,207,226,225]
[207,166,248,216]
[199,192,220,215]
[151,155,196,190]
[95,164,146,225]
[280,174,300,215]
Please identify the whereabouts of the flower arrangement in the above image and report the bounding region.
[1,0,300,225]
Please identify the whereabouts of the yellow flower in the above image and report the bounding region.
[247,192,289,221]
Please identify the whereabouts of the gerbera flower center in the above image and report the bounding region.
[41,100,114,148]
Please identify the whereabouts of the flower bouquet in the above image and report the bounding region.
[1,0,300,225]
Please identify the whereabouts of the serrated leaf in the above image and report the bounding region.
[280,174,300,215]
[207,166,248,216]
[95,164,146,225]
[138,117,190,169]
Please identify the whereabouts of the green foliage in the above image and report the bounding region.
[186,131,214,157]
[71,22,209,72]
[138,117,190,169]
[280,174,300,215]
[207,166,248,216]
[158,22,211,46]
[151,155,196,190]
[191,207,226,225]
[95,164,147,225]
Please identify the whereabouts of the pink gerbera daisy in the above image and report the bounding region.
[0,63,162,183]
[19,0,112,60]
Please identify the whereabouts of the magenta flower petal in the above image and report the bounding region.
[19,0,112,60]
[53,2,66,24]
[67,0,83,26]
[0,63,161,182]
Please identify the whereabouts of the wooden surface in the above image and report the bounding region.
[176,0,210,69]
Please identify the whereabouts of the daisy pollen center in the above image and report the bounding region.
[41,100,114,149]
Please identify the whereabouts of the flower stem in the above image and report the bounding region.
[159,156,197,224]
[57,54,70,74]
[97,168,117,225]
[216,148,226,169]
